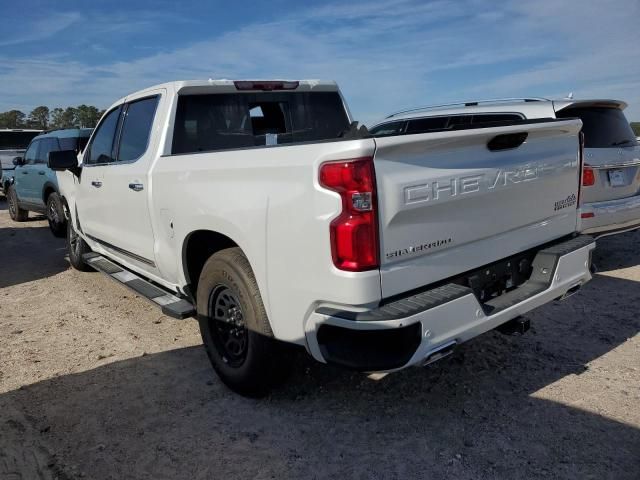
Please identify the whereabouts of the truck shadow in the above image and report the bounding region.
[0,197,45,220]
[592,228,640,271]
[1,236,639,479]
[0,224,67,288]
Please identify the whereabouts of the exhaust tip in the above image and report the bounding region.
[422,340,457,366]
[559,283,582,301]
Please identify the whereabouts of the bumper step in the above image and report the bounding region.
[82,253,196,319]
[318,235,594,322]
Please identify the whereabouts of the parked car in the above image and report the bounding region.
[370,98,640,237]
[1,128,42,196]
[51,80,594,396]
[7,128,91,236]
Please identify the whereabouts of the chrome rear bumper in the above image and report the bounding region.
[305,236,595,372]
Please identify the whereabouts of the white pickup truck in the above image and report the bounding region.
[50,79,595,396]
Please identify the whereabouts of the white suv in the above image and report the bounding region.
[370,98,640,237]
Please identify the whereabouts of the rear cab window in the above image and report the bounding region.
[556,107,638,148]
[171,92,350,154]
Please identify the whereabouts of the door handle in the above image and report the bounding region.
[129,183,144,192]
[22,170,28,174]
[91,180,102,188]
[38,171,45,175]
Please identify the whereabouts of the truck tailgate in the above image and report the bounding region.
[373,119,583,298]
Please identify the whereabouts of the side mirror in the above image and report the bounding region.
[48,150,80,175]
[12,156,24,166]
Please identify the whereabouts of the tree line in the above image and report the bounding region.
[0,105,105,130]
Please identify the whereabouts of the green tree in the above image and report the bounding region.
[50,107,77,129]
[50,108,65,129]
[75,104,101,128]
[631,122,640,137]
[62,107,78,128]
[0,110,26,128]
[28,106,50,129]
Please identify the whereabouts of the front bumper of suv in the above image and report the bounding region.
[580,195,640,237]
[304,235,595,372]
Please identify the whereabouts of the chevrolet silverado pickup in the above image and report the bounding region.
[50,80,595,396]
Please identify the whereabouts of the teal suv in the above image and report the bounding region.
[6,128,91,236]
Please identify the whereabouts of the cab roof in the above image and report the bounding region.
[110,79,340,108]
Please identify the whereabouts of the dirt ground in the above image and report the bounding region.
[0,196,638,480]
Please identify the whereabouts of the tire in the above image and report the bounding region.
[46,192,67,238]
[7,186,28,222]
[67,218,92,271]
[197,247,291,397]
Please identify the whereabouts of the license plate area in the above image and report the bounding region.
[608,169,626,187]
[453,250,537,303]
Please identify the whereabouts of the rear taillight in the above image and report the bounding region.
[582,166,595,187]
[319,157,379,272]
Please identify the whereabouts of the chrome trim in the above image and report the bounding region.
[385,98,549,119]
[586,158,640,169]
[86,234,156,267]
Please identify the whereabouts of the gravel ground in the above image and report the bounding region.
[0,196,638,480]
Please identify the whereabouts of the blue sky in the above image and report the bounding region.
[1,0,639,124]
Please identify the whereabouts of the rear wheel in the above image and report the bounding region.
[7,186,28,221]
[46,192,67,238]
[67,219,92,271]
[197,247,291,397]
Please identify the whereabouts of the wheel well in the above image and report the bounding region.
[43,186,56,203]
[183,230,238,296]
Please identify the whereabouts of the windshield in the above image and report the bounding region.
[556,107,638,148]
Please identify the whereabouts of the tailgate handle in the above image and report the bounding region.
[487,132,528,152]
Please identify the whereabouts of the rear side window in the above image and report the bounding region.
[447,115,472,128]
[117,96,159,161]
[86,107,122,164]
[472,113,523,125]
[172,92,350,154]
[557,107,638,148]
[24,140,40,164]
[406,116,449,134]
[385,113,525,137]
[37,138,60,164]
[57,136,89,155]
[369,121,406,136]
